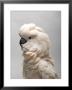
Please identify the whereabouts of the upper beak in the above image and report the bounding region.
[19,38,27,46]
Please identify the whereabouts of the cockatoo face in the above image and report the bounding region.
[19,23,50,57]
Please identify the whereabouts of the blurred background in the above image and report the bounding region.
[11,11,61,79]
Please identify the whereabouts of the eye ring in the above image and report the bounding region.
[29,37,31,39]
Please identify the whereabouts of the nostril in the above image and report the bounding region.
[19,38,27,45]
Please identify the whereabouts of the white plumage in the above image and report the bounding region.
[19,23,58,79]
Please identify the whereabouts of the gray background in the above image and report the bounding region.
[11,11,61,79]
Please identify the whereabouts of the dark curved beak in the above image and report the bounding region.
[19,38,27,46]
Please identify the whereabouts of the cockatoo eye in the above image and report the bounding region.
[29,37,31,39]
